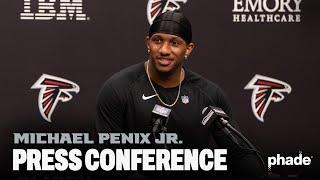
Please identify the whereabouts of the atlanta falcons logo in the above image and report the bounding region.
[31,74,80,122]
[244,74,291,122]
[147,0,188,24]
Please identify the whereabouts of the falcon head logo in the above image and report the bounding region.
[244,74,291,122]
[147,0,188,25]
[31,74,80,122]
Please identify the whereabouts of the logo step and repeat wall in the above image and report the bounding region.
[1,0,320,178]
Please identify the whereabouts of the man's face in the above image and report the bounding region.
[146,33,194,74]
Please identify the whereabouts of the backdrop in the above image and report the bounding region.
[1,0,320,178]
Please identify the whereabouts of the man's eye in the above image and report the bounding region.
[153,39,162,43]
[171,41,179,46]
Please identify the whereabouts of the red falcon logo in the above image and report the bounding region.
[31,74,80,122]
[147,0,188,25]
[244,74,291,122]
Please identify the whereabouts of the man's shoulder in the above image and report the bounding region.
[186,69,221,92]
[186,70,232,116]
[104,62,145,88]
[97,62,145,101]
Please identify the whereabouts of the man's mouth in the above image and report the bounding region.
[157,57,173,66]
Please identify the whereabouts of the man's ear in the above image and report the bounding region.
[145,36,150,49]
[186,43,195,57]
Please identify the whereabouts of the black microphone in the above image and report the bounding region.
[151,104,172,134]
[202,106,268,175]
[202,106,239,145]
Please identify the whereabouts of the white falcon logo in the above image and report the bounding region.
[244,74,291,122]
[147,0,188,25]
[31,74,80,122]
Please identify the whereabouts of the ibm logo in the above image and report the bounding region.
[20,0,88,21]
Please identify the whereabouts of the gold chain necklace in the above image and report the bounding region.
[146,60,182,107]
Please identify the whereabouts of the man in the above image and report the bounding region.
[97,11,265,177]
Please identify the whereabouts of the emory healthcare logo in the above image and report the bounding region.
[20,0,88,20]
[244,74,291,122]
[147,0,188,25]
[232,0,302,23]
[31,74,80,122]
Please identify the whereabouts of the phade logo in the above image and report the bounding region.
[20,0,88,21]
[268,151,312,171]
[232,0,302,23]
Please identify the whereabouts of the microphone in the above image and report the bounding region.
[151,104,172,149]
[202,106,268,175]
[202,106,239,145]
[151,104,172,134]
[202,106,229,124]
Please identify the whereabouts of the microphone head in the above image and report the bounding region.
[151,104,172,134]
[201,106,229,127]
[152,104,172,118]
[209,106,229,119]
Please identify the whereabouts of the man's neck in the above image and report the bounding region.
[145,61,185,88]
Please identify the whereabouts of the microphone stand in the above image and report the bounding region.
[152,117,169,149]
[151,117,170,177]
[218,117,268,177]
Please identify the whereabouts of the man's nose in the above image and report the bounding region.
[159,42,171,55]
